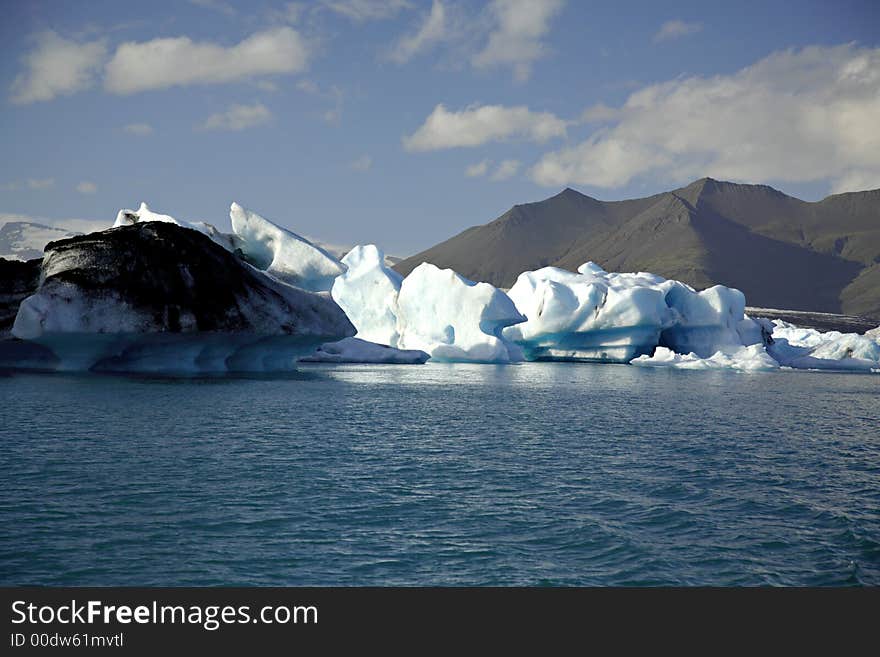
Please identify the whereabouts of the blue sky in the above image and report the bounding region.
[1,0,878,254]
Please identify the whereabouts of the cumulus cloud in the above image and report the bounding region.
[490,159,520,181]
[76,181,98,194]
[10,32,107,104]
[350,154,373,171]
[653,19,702,43]
[387,0,446,63]
[530,44,880,194]
[404,103,568,151]
[201,103,272,131]
[321,0,412,22]
[123,123,154,136]
[465,160,491,177]
[104,27,309,94]
[472,0,565,81]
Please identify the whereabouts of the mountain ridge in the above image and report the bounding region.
[394,178,880,318]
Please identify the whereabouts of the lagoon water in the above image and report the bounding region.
[1,363,878,586]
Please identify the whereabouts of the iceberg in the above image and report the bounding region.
[229,202,345,292]
[767,320,880,372]
[331,245,402,346]
[502,263,675,362]
[660,283,751,357]
[11,221,354,373]
[114,201,238,251]
[114,201,346,292]
[301,337,428,364]
[396,263,525,362]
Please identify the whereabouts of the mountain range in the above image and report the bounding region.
[394,178,880,319]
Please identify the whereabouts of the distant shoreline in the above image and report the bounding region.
[746,307,877,334]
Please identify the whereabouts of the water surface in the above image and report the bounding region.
[1,363,878,585]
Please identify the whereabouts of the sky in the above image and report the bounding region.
[1,0,878,255]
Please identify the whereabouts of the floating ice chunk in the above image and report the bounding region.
[301,337,428,364]
[331,245,402,346]
[631,344,779,371]
[396,263,525,362]
[502,263,674,362]
[768,322,880,372]
[661,283,748,357]
[229,202,345,292]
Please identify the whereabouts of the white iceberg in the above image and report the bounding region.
[631,344,779,371]
[502,263,673,362]
[301,337,428,364]
[396,263,525,362]
[660,283,751,357]
[767,320,880,372]
[331,245,402,346]
[229,202,345,292]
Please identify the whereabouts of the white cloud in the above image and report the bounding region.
[189,0,237,16]
[653,19,703,43]
[10,31,107,104]
[350,154,373,171]
[472,0,565,82]
[490,159,520,181]
[201,103,272,131]
[404,103,568,151]
[28,178,55,190]
[530,44,880,194]
[321,0,412,22]
[465,159,491,177]
[76,181,98,194]
[104,27,309,94]
[387,0,446,64]
[123,122,154,136]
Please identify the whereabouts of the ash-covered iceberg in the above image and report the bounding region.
[229,202,345,292]
[11,222,354,373]
[502,262,674,362]
[114,202,239,252]
[396,263,525,363]
[331,245,402,346]
[114,201,346,293]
